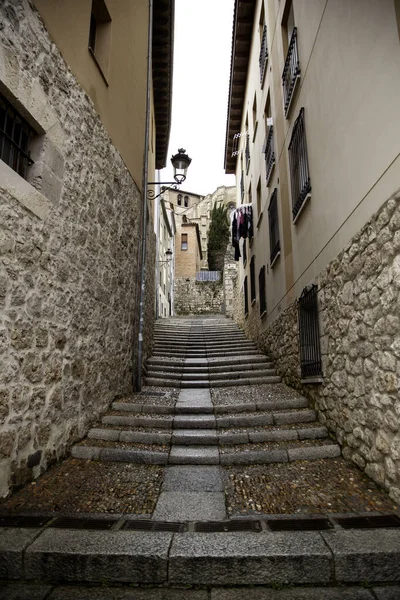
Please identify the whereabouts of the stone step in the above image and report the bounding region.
[3,526,400,588]
[145,362,275,374]
[147,355,271,368]
[87,425,330,446]
[144,376,281,388]
[144,368,277,382]
[152,343,256,352]
[101,408,317,429]
[151,350,261,358]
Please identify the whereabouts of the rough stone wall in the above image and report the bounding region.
[175,278,223,315]
[0,1,150,495]
[233,190,400,504]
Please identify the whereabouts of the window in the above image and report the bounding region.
[252,94,258,140]
[181,233,188,250]
[256,178,262,222]
[0,93,35,179]
[268,188,280,266]
[288,107,311,221]
[242,238,247,266]
[259,266,266,316]
[88,0,112,82]
[250,256,256,304]
[298,285,322,378]
[177,194,182,206]
[240,170,244,203]
[282,2,300,116]
[259,4,268,84]
[264,95,275,185]
[184,195,189,208]
[244,276,249,317]
[245,127,250,172]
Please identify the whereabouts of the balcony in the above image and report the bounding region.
[264,125,275,185]
[268,188,280,266]
[259,25,268,84]
[288,108,311,221]
[282,27,300,117]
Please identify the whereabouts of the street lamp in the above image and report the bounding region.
[159,248,173,264]
[147,148,192,199]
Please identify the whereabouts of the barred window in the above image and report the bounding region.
[242,238,247,266]
[0,93,35,179]
[268,188,280,266]
[181,233,188,250]
[259,25,268,84]
[250,256,256,304]
[244,276,249,317]
[259,266,266,316]
[298,284,322,378]
[288,107,311,221]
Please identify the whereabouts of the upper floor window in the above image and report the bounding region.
[282,2,300,116]
[250,256,256,304]
[88,0,112,82]
[177,194,182,206]
[259,3,268,85]
[242,238,247,266]
[181,233,188,250]
[259,266,266,317]
[298,284,322,379]
[0,93,35,180]
[268,188,280,266]
[244,276,249,317]
[288,107,311,222]
[263,94,275,186]
[184,195,189,208]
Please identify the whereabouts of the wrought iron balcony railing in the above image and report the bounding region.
[245,132,250,171]
[268,188,280,265]
[264,125,275,185]
[282,27,300,116]
[259,25,268,84]
[258,266,266,316]
[0,93,34,179]
[288,107,311,221]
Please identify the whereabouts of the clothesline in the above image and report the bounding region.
[231,205,254,261]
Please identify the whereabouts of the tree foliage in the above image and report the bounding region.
[207,204,230,272]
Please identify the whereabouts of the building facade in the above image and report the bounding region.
[225,0,400,503]
[156,198,176,318]
[0,0,173,496]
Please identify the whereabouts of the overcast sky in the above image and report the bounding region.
[159,0,236,196]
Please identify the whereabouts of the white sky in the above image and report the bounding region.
[159,0,236,196]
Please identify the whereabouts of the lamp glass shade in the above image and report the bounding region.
[171,148,192,184]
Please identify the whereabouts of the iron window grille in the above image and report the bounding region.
[240,171,244,202]
[282,27,300,116]
[181,233,188,250]
[259,25,268,84]
[268,188,280,265]
[298,284,322,378]
[264,125,275,185]
[244,276,249,316]
[259,266,266,316]
[250,256,256,304]
[288,107,311,221]
[0,93,34,179]
[245,132,250,172]
[242,238,247,266]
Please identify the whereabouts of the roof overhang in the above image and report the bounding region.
[153,0,174,169]
[224,0,256,174]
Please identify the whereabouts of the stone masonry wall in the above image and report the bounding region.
[175,278,224,315]
[233,190,400,504]
[0,1,151,495]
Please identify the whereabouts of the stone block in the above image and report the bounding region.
[50,588,209,600]
[0,528,40,579]
[100,448,168,464]
[0,584,52,600]
[220,449,288,465]
[249,430,298,443]
[153,491,226,521]
[273,410,316,425]
[210,587,374,599]
[88,429,120,441]
[25,530,172,583]
[71,446,101,460]
[217,414,273,428]
[288,445,341,461]
[162,465,223,492]
[169,532,332,585]
[169,446,219,465]
[321,530,400,583]
[373,587,400,600]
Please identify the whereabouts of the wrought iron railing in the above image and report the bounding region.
[195,271,221,282]
[259,266,266,316]
[0,93,34,179]
[244,276,249,316]
[259,25,268,83]
[245,132,250,171]
[240,171,244,202]
[298,285,322,378]
[250,256,256,303]
[264,125,275,185]
[242,238,247,266]
[282,27,300,115]
[268,188,280,265]
[288,107,311,221]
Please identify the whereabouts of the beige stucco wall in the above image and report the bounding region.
[234,0,400,327]
[33,0,152,189]
[175,224,201,278]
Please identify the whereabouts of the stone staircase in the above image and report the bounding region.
[145,316,281,387]
[71,316,340,466]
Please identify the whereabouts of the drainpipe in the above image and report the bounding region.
[135,0,153,391]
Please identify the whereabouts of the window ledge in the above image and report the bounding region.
[270,250,281,269]
[284,73,301,119]
[257,211,263,228]
[252,121,258,143]
[301,376,324,384]
[0,160,51,220]
[251,299,256,307]
[260,309,267,320]
[88,48,109,86]
[293,193,311,224]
